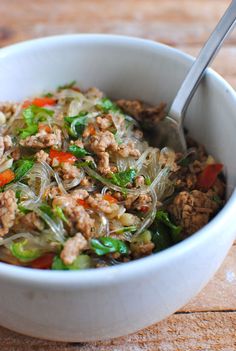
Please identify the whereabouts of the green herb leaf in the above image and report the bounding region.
[19,124,38,139]
[68,145,90,158]
[151,222,173,253]
[54,206,68,224]
[19,105,54,139]
[52,254,92,270]
[90,237,129,256]
[155,210,182,243]
[97,98,120,112]
[58,80,76,91]
[64,113,88,137]
[12,159,34,182]
[110,168,137,187]
[43,92,54,98]
[18,205,31,214]
[39,204,54,218]
[145,175,152,186]
[10,239,42,262]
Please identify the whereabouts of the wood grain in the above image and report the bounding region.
[0,0,236,349]
[0,311,236,351]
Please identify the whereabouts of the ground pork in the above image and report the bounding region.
[118,141,141,158]
[90,131,118,154]
[168,190,219,235]
[44,186,62,200]
[85,87,104,99]
[0,102,18,119]
[35,150,51,163]
[131,242,155,258]
[11,147,21,160]
[70,139,84,148]
[52,192,94,238]
[0,135,13,159]
[80,175,94,188]
[97,151,110,174]
[20,127,62,148]
[90,131,118,174]
[60,232,88,265]
[87,194,120,217]
[58,162,81,181]
[0,190,17,236]
[96,114,113,131]
[116,99,166,127]
[13,212,44,233]
[71,189,89,200]
[125,193,152,211]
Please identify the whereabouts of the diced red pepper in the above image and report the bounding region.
[22,97,56,109]
[49,149,77,164]
[38,124,52,133]
[32,97,56,107]
[197,163,223,190]
[140,206,149,213]
[22,100,32,109]
[30,253,55,269]
[103,194,118,203]
[83,124,96,137]
[77,199,90,208]
[0,169,15,187]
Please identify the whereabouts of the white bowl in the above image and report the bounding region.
[0,34,236,342]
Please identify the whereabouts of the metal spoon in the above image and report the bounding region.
[156,0,236,153]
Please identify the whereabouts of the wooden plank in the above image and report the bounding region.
[0,0,234,48]
[181,245,236,312]
[0,311,235,350]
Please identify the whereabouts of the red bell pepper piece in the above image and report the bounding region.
[32,97,56,107]
[103,194,118,203]
[38,124,52,133]
[77,199,90,208]
[0,169,15,187]
[49,149,77,164]
[22,97,56,109]
[197,163,223,190]
[30,253,55,269]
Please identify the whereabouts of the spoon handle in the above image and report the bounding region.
[169,0,236,124]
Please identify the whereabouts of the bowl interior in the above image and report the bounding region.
[0,34,236,195]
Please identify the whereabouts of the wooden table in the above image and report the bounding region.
[0,0,236,349]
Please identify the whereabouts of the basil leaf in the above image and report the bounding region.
[19,124,38,139]
[19,105,54,139]
[52,254,92,270]
[155,210,182,243]
[13,159,34,182]
[58,80,76,91]
[151,222,173,253]
[110,168,136,187]
[64,113,88,137]
[23,105,54,126]
[97,98,120,112]
[90,237,129,256]
[68,145,90,158]
[18,205,31,214]
[39,204,54,218]
[43,92,54,98]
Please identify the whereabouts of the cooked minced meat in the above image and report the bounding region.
[0,85,225,269]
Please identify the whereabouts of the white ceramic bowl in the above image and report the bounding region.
[0,34,236,342]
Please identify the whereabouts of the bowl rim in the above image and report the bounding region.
[0,33,236,287]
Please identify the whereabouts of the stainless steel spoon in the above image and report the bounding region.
[157,0,236,153]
